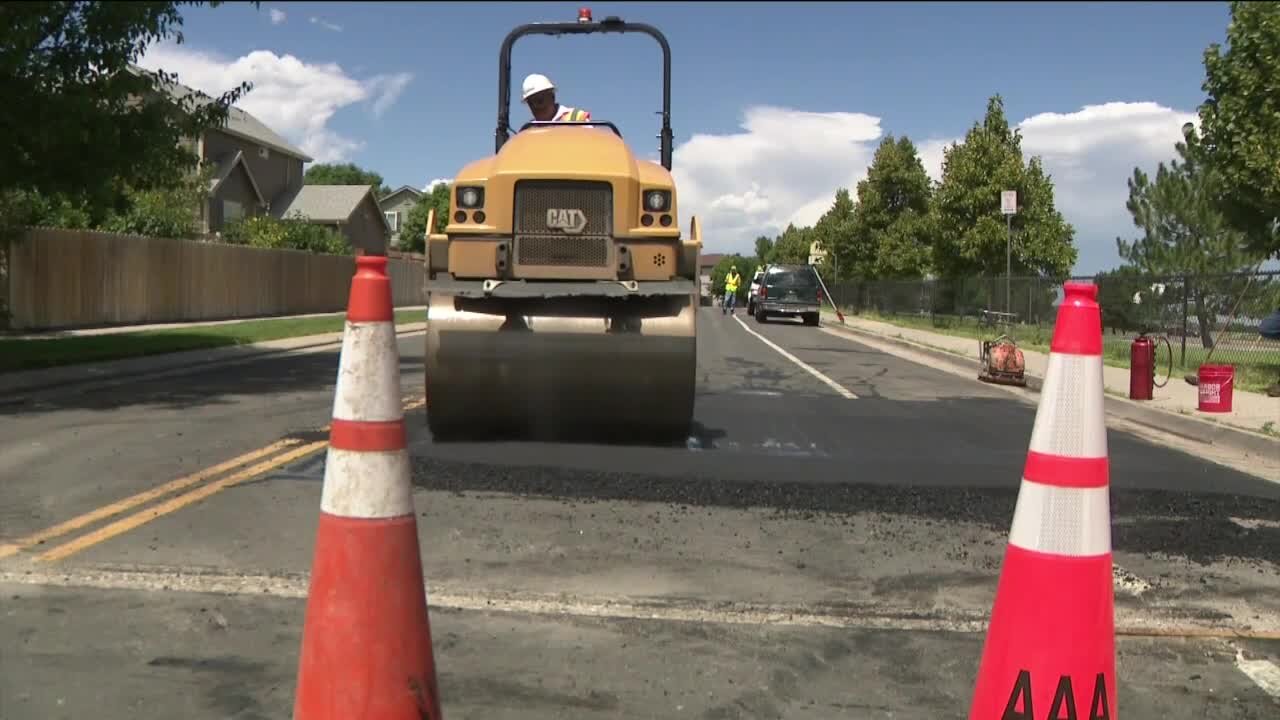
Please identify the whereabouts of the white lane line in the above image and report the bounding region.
[732,315,858,399]
[1230,517,1280,531]
[4,566,1278,639]
[1235,649,1280,699]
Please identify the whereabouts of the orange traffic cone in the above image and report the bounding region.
[293,256,442,720]
[967,281,1116,720]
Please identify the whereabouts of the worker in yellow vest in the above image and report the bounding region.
[522,73,593,123]
[723,265,742,315]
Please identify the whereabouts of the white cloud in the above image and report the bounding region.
[268,8,286,25]
[676,101,1198,274]
[423,178,452,191]
[309,17,343,32]
[366,72,413,118]
[672,106,881,246]
[137,43,413,164]
[1017,102,1198,233]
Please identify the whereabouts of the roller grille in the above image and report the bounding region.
[514,180,613,267]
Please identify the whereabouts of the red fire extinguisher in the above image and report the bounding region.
[1129,331,1172,400]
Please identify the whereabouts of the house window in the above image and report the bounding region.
[384,211,399,231]
[224,199,244,222]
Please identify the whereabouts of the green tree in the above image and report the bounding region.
[872,211,935,279]
[812,188,857,279]
[304,162,390,197]
[0,190,94,232]
[399,183,450,252]
[753,235,774,269]
[0,2,253,222]
[100,164,215,239]
[849,136,934,278]
[931,95,1077,286]
[770,223,812,264]
[1094,266,1155,335]
[1116,137,1266,347]
[1193,1,1280,259]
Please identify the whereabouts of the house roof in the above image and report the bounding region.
[127,64,314,162]
[274,185,392,235]
[379,185,422,204]
[208,151,265,205]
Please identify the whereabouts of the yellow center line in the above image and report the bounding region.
[0,438,304,561]
[36,440,330,563]
[1,393,427,562]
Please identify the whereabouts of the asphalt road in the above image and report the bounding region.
[1,306,1278,719]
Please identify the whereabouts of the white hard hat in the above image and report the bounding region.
[522,73,555,101]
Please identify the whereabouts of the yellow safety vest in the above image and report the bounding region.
[725,273,740,292]
[555,107,590,122]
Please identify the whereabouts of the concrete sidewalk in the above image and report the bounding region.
[820,310,1279,442]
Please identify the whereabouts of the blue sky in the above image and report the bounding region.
[141,1,1236,275]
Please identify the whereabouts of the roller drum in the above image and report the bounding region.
[425,291,697,444]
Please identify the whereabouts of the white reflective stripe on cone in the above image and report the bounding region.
[320,448,413,518]
[1028,352,1108,460]
[1008,479,1112,557]
[332,321,403,423]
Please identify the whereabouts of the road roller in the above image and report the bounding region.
[422,10,702,444]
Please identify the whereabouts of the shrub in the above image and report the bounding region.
[223,212,350,255]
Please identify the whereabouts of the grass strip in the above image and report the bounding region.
[0,309,424,374]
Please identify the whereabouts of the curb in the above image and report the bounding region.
[0,323,428,403]
[818,313,1279,460]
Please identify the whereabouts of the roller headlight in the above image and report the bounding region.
[456,186,484,209]
[644,190,670,212]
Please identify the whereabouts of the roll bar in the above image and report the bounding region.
[496,13,674,170]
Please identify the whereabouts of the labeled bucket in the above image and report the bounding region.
[1197,364,1234,413]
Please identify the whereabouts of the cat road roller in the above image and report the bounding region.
[422,9,702,444]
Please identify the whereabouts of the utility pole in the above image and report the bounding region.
[1001,190,1018,315]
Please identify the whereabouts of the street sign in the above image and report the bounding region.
[1001,191,1017,314]
[1001,190,1018,215]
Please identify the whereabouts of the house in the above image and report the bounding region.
[378,185,423,248]
[273,185,392,256]
[128,65,390,254]
[698,253,725,298]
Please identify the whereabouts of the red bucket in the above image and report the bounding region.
[1197,364,1234,413]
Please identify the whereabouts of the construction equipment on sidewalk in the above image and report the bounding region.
[1129,329,1172,400]
[809,264,844,324]
[294,256,443,720]
[421,8,699,444]
[967,281,1116,720]
[978,334,1027,387]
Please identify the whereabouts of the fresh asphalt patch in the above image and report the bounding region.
[402,455,1280,570]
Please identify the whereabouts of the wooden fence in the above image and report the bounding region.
[2,227,426,331]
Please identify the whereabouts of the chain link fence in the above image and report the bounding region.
[825,270,1280,393]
